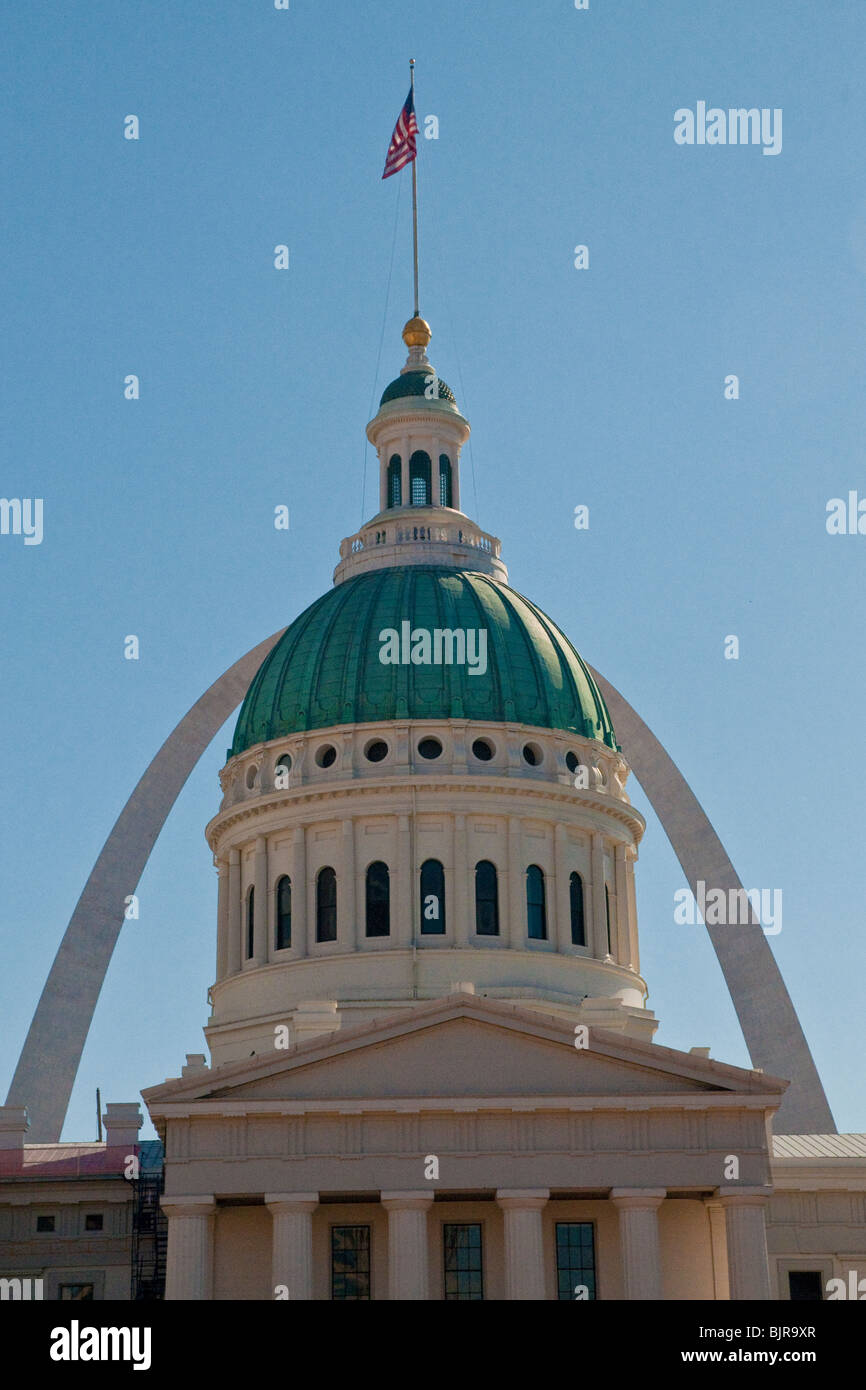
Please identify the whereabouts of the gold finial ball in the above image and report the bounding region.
[402,315,431,349]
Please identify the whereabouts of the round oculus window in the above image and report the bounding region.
[316,744,337,768]
[417,737,443,760]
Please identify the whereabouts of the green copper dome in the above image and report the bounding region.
[230,567,618,757]
[379,369,457,407]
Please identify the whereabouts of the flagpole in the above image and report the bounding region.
[409,58,420,317]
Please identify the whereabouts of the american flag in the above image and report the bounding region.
[382,87,418,179]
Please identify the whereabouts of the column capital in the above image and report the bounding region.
[381,1191,434,1212]
[496,1188,550,1212]
[161,1195,215,1218]
[717,1186,772,1207]
[265,1192,319,1214]
[610,1188,666,1210]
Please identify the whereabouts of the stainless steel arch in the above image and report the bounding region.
[588,667,835,1135]
[5,630,287,1143]
[7,638,834,1139]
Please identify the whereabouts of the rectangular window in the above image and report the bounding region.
[555,1222,597,1300]
[36,1215,55,1233]
[84,1213,104,1232]
[59,1284,94,1300]
[788,1270,823,1301]
[443,1223,484,1301]
[331,1225,371,1301]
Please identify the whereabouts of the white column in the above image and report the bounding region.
[215,860,229,981]
[227,848,241,975]
[507,817,523,949]
[291,826,307,959]
[266,1193,318,1301]
[378,448,385,512]
[453,814,470,946]
[705,1200,730,1300]
[497,1189,549,1300]
[341,818,357,950]
[253,835,268,967]
[401,444,410,510]
[163,1196,215,1301]
[382,1192,433,1300]
[554,825,571,953]
[611,1188,665,1300]
[591,833,608,958]
[719,1189,771,1300]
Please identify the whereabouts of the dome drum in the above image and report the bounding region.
[214,720,637,824]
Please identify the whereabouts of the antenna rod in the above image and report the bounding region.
[96,1086,102,1141]
[410,58,420,317]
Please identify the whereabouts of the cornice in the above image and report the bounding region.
[207,776,645,852]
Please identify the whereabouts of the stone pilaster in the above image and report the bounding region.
[266,1193,319,1301]
[341,818,356,950]
[614,843,628,965]
[496,1189,549,1300]
[227,848,241,975]
[215,860,229,981]
[253,835,268,967]
[453,814,470,945]
[397,814,413,946]
[382,1192,433,1300]
[625,845,640,972]
[163,1196,215,1300]
[554,824,571,952]
[507,817,523,949]
[611,1188,665,1299]
[291,826,307,959]
[591,833,608,958]
[719,1188,771,1300]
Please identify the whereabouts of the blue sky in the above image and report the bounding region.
[2,0,865,1140]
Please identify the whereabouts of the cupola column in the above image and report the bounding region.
[400,449,410,511]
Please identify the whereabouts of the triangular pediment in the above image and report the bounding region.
[143,994,786,1112]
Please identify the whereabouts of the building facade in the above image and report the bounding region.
[139,316,866,1300]
[3,315,864,1301]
